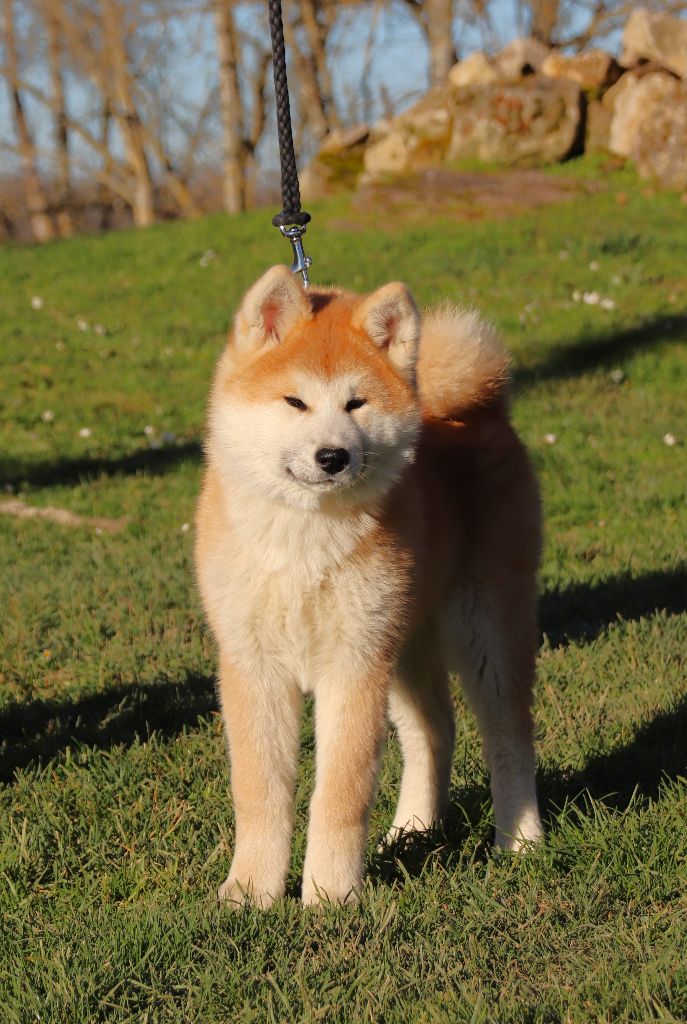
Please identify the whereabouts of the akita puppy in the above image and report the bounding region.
[195,265,543,907]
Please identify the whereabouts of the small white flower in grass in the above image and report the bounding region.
[609,368,625,385]
[600,298,616,311]
[544,433,557,445]
[199,249,216,268]
[583,291,600,305]
[589,260,600,272]
[31,295,44,310]
[572,290,581,302]
[78,427,92,438]
[180,522,191,533]
[55,340,66,352]
[94,324,107,336]
[663,433,678,447]
[41,410,55,423]
[143,425,155,437]
[76,318,89,332]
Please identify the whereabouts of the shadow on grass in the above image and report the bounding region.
[0,440,202,490]
[2,564,684,784]
[373,693,687,883]
[2,564,685,887]
[0,674,218,783]
[513,312,687,390]
[539,564,687,647]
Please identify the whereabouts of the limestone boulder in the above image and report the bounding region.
[635,83,687,190]
[496,37,550,80]
[362,87,452,179]
[622,8,687,79]
[608,73,687,190]
[362,130,410,178]
[609,71,678,157]
[448,77,583,166]
[448,52,498,89]
[300,125,369,200]
[541,49,621,93]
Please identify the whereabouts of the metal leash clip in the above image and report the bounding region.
[280,224,312,288]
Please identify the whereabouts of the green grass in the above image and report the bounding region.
[1,159,686,1022]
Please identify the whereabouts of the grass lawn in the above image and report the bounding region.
[1,160,685,1022]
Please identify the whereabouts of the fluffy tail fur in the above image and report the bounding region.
[417,306,511,420]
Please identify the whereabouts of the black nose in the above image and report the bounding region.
[315,447,350,475]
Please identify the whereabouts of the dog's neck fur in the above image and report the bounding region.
[216,470,379,582]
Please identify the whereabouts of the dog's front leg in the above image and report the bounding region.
[217,655,302,908]
[302,667,389,905]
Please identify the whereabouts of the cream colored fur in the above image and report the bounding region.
[195,267,543,908]
[418,305,511,419]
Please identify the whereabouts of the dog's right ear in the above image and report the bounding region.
[233,265,310,354]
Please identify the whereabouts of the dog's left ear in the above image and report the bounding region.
[352,283,420,383]
[234,265,311,354]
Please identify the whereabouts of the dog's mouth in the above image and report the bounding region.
[286,467,352,490]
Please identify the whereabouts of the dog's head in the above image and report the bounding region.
[209,265,422,510]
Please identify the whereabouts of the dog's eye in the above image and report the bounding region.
[345,398,366,413]
[284,396,307,411]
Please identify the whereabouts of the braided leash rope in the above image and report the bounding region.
[268,0,313,285]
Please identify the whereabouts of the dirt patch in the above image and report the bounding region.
[340,167,605,227]
[0,498,130,533]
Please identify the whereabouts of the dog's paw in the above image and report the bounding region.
[217,875,280,910]
[301,875,361,907]
[494,810,544,853]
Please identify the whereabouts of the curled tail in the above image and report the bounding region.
[417,306,511,420]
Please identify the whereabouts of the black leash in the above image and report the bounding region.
[268,0,313,286]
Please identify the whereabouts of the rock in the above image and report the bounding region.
[448,76,583,166]
[362,130,411,178]
[397,86,453,149]
[319,124,370,155]
[622,8,687,79]
[601,64,677,117]
[541,49,621,93]
[634,82,687,190]
[496,37,550,80]
[301,124,369,199]
[362,87,452,180]
[609,71,678,157]
[448,52,498,89]
[585,100,613,153]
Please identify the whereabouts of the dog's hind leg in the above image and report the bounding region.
[445,577,543,851]
[387,626,455,842]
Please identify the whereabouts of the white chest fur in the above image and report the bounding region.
[202,490,396,691]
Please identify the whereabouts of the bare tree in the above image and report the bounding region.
[43,0,73,236]
[284,0,339,145]
[214,0,270,213]
[3,0,55,241]
[400,0,456,86]
[528,0,560,45]
[520,0,687,50]
[99,0,156,226]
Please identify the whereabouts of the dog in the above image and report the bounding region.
[195,265,543,907]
